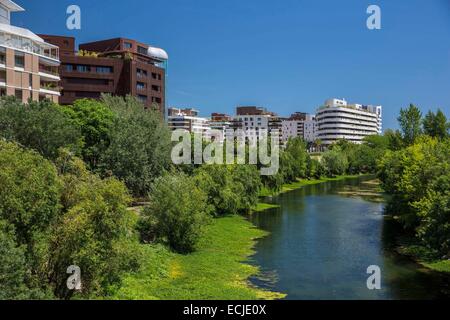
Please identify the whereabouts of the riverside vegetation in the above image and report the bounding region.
[0,96,449,299]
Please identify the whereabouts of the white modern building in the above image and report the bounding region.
[0,0,61,103]
[167,107,211,135]
[316,98,382,145]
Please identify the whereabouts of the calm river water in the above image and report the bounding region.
[248,176,450,300]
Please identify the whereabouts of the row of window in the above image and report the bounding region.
[137,94,162,104]
[137,81,161,92]
[136,68,162,80]
[0,49,25,68]
[65,64,113,74]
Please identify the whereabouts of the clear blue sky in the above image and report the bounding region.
[14,0,450,130]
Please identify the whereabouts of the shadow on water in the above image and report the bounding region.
[248,176,450,300]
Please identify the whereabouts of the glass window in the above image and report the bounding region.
[124,42,133,49]
[76,65,90,72]
[15,52,25,68]
[96,66,113,73]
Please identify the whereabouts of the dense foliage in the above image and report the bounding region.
[1,94,448,299]
[378,106,450,257]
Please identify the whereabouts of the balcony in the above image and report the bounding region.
[40,82,61,96]
[0,28,59,62]
[39,64,60,81]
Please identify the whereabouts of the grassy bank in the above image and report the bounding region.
[259,174,365,197]
[111,215,285,300]
[397,243,450,274]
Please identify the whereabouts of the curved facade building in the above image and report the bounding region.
[0,0,60,103]
[316,98,382,145]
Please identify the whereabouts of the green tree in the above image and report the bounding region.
[49,150,140,299]
[0,221,30,299]
[62,99,115,169]
[284,137,308,179]
[423,109,449,140]
[321,147,349,177]
[0,97,83,159]
[398,104,423,145]
[194,165,240,216]
[99,95,172,197]
[141,172,211,253]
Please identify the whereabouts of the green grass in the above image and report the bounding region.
[251,202,280,212]
[260,174,364,197]
[110,216,285,300]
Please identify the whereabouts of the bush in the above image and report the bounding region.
[141,172,211,253]
[49,151,140,298]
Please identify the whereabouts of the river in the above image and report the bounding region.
[248,176,450,300]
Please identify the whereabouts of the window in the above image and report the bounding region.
[0,47,5,64]
[15,89,23,100]
[137,69,147,78]
[137,46,147,55]
[65,64,73,71]
[29,74,32,88]
[0,87,6,96]
[96,66,113,73]
[151,97,161,104]
[124,42,133,49]
[137,82,146,90]
[151,85,160,92]
[0,5,9,24]
[76,65,91,72]
[0,70,6,82]
[15,52,25,68]
[137,94,147,103]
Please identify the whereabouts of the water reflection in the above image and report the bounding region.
[249,176,450,300]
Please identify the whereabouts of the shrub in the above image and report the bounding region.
[141,173,211,253]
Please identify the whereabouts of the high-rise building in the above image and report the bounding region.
[316,98,382,145]
[40,35,167,115]
[0,0,60,103]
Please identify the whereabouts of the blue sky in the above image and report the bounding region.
[15,0,450,130]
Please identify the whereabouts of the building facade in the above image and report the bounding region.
[0,0,60,103]
[167,107,211,135]
[316,98,382,145]
[40,35,167,115]
[281,113,317,144]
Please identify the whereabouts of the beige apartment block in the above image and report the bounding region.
[0,0,60,103]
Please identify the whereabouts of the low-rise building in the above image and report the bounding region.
[167,107,211,135]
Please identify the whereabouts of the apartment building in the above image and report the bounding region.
[40,35,167,115]
[282,113,317,144]
[209,112,244,138]
[167,107,211,135]
[316,98,382,145]
[0,0,60,103]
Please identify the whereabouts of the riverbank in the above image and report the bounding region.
[397,241,450,274]
[111,215,285,300]
[112,174,371,300]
